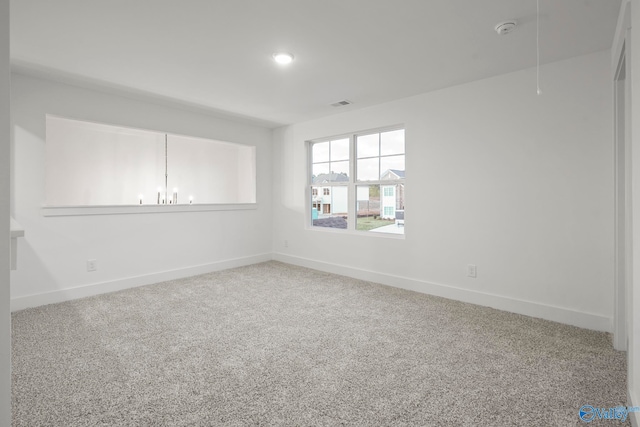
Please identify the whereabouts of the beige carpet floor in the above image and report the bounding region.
[12,261,628,426]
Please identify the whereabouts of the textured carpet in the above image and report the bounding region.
[12,261,628,426]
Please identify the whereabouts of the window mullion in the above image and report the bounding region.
[348,134,356,230]
[378,133,382,182]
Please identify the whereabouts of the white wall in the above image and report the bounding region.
[0,0,10,423]
[273,50,614,332]
[168,134,256,204]
[45,116,166,206]
[10,73,273,308]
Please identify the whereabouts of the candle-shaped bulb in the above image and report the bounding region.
[189,195,193,204]
[138,194,143,205]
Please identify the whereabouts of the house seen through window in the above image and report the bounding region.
[310,128,405,234]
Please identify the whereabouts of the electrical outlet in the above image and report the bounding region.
[284,240,289,248]
[467,264,477,278]
[87,259,97,272]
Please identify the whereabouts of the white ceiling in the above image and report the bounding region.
[10,0,622,127]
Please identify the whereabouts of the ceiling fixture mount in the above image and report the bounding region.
[536,0,541,95]
[495,21,517,35]
[273,52,294,64]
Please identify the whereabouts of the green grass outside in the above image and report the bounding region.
[356,217,395,231]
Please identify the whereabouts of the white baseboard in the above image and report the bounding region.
[11,253,272,312]
[273,253,612,332]
[630,388,640,427]
[12,251,612,333]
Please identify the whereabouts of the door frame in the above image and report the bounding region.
[613,2,632,352]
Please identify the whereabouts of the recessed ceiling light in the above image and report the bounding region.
[273,52,294,65]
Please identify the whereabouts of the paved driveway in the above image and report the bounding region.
[369,223,404,235]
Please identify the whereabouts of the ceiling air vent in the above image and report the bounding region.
[330,100,353,107]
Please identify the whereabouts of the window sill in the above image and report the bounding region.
[42,203,258,217]
[307,225,406,239]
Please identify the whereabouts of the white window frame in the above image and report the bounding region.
[307,125,405,238]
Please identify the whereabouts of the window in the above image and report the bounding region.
[45,115,256,206]
[310,127,405,234]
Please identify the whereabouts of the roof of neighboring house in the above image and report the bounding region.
[312,173,349,184]
[382,169,405,179]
